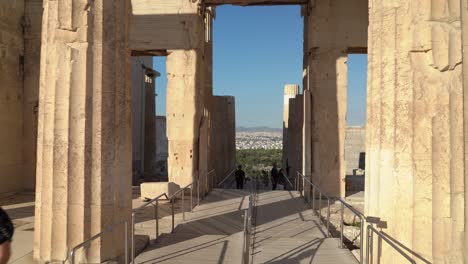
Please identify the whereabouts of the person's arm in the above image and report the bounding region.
[0,241,11,264]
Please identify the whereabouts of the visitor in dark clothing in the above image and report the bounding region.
[271,162,279,190]
[235,165,246,189]
[0,207,13,264]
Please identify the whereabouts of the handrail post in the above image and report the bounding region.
[131,212,135,263]
[327,198,330,237]
[156,200,159,240]
[319,192,322,219]
[70,249,75,264]
[197,179,200,206]
[340,202,344,248]
[190,184,193,213]
[312,187,315,213]
[182,190,185,221]
[125,221,129,264]
[171,198,175,232]
[360,217,364,264]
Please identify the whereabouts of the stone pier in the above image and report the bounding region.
[304,0,367,197]
[365,0,465,262]
[166,50,204,188]
[282,84,300,175]
[200,8,215,195]
[34,1,131,262]
[287,94,303,181]
[209,96,236,185]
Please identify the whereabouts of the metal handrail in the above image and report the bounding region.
[69,220,128,264]
[296,171,415,264]
[207,169,216,191]
[217,168,236,187]
[130,179,199,264]
[336,197,365,263]
[296,172,332,237]
[366,225,416,264]
[281,173,294,189]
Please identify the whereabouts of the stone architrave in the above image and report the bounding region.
[34,1,131,263]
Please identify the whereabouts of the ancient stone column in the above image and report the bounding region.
[282,84,300,174]
[34,1,131,263]
[366,0,464,262]
[144,68,160,180]
[288,94,303,183]
[209,96,236,186]
[306,0,367,197]
[200,8,214,195]
[166,50,204,188]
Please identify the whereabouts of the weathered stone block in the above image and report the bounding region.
[141,182,180,200]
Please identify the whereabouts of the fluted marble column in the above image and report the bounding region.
[366,0,464,263]
[34,1,131,262]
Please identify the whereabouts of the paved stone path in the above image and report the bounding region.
[135,187,358,264]
[3,186,358,264]
[134,188,250,264]
[251,191,358,264]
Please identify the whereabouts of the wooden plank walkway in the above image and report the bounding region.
[134,188,357,264]
[251,191,358,264]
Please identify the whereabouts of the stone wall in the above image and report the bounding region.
[344,126,365,175]
[365,0,465,262]
[156,116,168,162]
[209,96,236,185]
[155,116,168,180]
[0,1,25,195]
[0,0,43,195]
[305,0,368,197]
[23,0,42,191]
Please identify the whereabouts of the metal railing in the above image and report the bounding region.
[281,173,295,190]
[366,225,416,264]
[69,220,129,264]
[295,171,415,264]
[296,172,332,237]
[131,180,199,263]
[207,169,216,191]
[336,197,365,263]
[242,194,253,264]
[217,169,236,188]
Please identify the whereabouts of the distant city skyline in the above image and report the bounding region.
[154,5,367,128]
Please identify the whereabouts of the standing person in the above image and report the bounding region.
[0,207,13,264]
[271,162,279,190]
[235,165,246,190]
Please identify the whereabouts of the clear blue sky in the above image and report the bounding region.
[153,5,367,128]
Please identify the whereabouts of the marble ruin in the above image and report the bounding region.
[1,0,468,263]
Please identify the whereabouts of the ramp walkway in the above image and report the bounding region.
[251,190,357,264]
[134,187,358,264]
